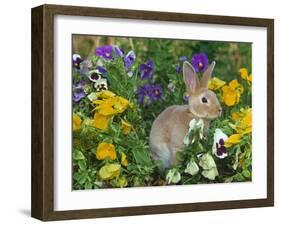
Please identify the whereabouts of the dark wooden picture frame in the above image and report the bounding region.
[31,4,274,221]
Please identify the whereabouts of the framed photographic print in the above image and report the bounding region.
[31,4,274,221]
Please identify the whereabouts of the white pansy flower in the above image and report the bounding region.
[184,159,199,176]
[198,153,216,170]
[166,168,181,184]
[202,167,219,180]
[198,153,219,180]
[212,129,228,159]
[183,118,204,145]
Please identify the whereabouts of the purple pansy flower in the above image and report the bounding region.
[147,84,163,101]
[96,66,107,75]
[175,64,182,74]
[191,53,209,73]
[124,51,136,70]
[137,84,163,105]
[140,60,154,80]
[136,86,147,105]
[179,56,188,62]
[95,45,113,60]
[73,80,87,102]
[113,45,124,58]
[73,89,85,102]
[72,54,83,69]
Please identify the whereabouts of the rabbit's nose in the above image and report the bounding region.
[218,108,222,115]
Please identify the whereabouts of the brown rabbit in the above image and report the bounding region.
[149,61,222,169]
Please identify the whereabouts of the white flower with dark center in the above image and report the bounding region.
[94,79,108,92]
[212,129,228,159]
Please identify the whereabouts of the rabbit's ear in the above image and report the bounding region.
[200,61,216,88]
[183,61,200,93]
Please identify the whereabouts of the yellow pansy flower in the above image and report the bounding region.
[221,79,244,106]
[225,134,242,148]
[221,86,238,106]
[92,112,111,130]
[208,77,226,90]
[96,142,117,160]
[229,79,238,89]
[92,90,132,131]
[239,68,252,84]
[121,120,133,135]
[73,114,82,131]
[121,152,128,167]
[231,112,240,121]
[229,79,244,93]
[231,108,252,134]
[93,96,131,116]
[236,110,252,134]
[99,163,121,180]
[117,176,128,188]
[239,68,248,80]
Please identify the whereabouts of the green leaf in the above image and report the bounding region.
[78,171,88,184]
[84,181,92,189]
[78,159,87,170]
[73,170,88,185]
[73,150,85,160]
[242,169,251,178]
[132,149,151,165]
[198,142,204,152]
[234,173,244,182]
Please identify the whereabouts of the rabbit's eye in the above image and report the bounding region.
[201,97,208,103]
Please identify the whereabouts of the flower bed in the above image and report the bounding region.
[72,36,252,189]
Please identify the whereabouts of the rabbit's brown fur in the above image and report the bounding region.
[149,61,221,169]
